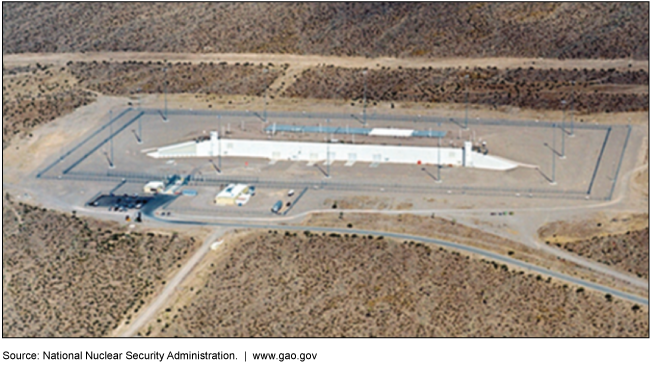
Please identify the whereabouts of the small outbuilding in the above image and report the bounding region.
[144,181,166,194]
[215,184,250,206]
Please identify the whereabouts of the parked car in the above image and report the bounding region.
[271,201,283,214]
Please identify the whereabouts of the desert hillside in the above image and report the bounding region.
[2,194,201,337]
[3,2,648,59]
[285,66,649,113]
[142,231,648,337]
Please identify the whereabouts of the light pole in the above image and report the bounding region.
[437,122,442,183]
[163,67,168,122]
[263,68,269,123]
[326,118,331,179]
[109,110,115,169]
[362,70,368,126]
[551,123,556,185]
[137,88,142,143]
[560,100,566,159]
[570,81,575,137]
[464,74,470,130]
[218,115,222,170]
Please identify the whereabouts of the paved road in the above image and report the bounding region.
[145,193,649,291]
[140,207,648,307]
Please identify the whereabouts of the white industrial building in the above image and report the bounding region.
[143,181,165,194]
[147,132,519,171]
[215,184,251,206]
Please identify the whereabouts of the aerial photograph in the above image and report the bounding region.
[2,1,648,343]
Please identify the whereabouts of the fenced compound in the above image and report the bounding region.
[34,107,632,202]
[156,108,611,131]
[51,169,601,201]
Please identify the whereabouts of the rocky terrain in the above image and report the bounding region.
[2,194,201,337]
[284,66,649,113]
[3,3,648,59]
[142,230,648,337]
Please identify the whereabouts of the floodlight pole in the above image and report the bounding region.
[570,81,575,137]
[263,68,269,124]
[109,110,115,169]
[464,74,470,130]
[552,123,556,185]
[163,67,168,121]
[437,122,442,183]
[362,70,368,126]
[560,100,566,159]
[137,88,142,143]
[218,115,222,170]
[326,119,331,179]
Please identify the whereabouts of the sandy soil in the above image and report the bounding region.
[138,93,650,126]
[2,65,96,149]
[631,137,649,198]
[538,213,649,244]
[2,95,129,184]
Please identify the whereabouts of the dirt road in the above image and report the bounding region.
[4,52,647,71]
[117,227,230,337]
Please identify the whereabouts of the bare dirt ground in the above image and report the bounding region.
[4,52,648,73]
[538,213,649,244]
[2,194,203,337]
[140,230,648,337]
[631,138,649,198]
[2,64,96,149]
[2,95,127,185]
[147,93,650,126]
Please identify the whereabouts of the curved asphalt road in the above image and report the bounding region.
[141,206,648,306]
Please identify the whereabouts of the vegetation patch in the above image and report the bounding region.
[2,195,200,337]
[143,231,648,337]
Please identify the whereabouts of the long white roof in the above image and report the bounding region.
[368,128,415,137]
